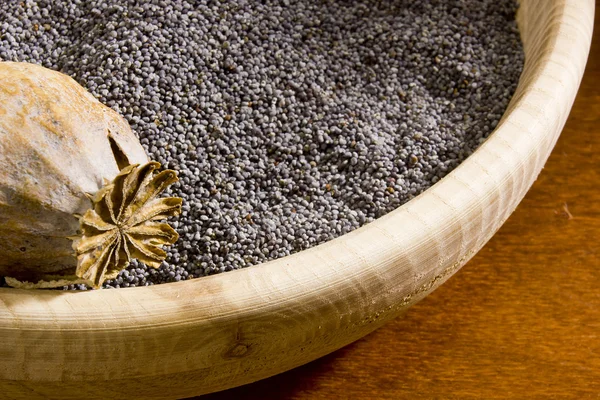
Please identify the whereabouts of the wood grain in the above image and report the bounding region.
[0,0,594,399]
[198,3,600,400]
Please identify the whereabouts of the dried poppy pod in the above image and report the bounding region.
[0,62,182,289]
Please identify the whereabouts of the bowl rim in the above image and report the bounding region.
[0,0,594,398]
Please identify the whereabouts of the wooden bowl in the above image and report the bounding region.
[0,0,593,398]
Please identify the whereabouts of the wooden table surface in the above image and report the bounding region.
[197,7,600,400]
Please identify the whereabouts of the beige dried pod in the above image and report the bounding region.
[0,61,182,289]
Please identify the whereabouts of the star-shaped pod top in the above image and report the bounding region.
[74,162,182,288]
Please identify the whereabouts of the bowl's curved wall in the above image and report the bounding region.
[0,0,593,398]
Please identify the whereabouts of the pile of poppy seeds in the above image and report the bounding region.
[0,0,523,289]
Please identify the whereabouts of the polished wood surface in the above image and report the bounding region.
[198,5,600,400]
